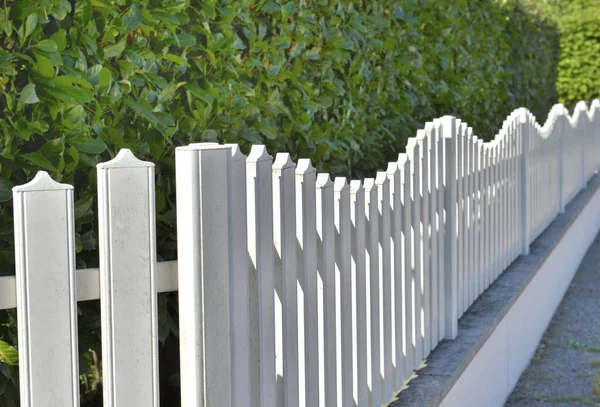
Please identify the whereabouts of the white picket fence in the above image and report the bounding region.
[0,100,599,407]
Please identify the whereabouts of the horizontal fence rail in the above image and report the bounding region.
[0,100,599,406]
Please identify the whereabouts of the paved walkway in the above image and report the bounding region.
[506,232,600,407]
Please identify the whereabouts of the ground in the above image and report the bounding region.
[505,232,600,406]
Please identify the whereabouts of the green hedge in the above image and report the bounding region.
[556,6,600,108]
[0,0,559,404]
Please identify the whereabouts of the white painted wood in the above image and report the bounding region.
[296,159,319,407]
[175,144,232,407]
[465,128,474,308]
[386,160,405,389]
[246,145,276,407]
[416,131,431,358]
[272,153,298,407]
[350,180,369,407]
[376,171,393,402]
[316,173,337,407]
[97,149,159,407]
[519,112,530,255]
[456,123,465,316]
[398,154,415,376]
[13,171,79,407]
[425,124,439,347]
[441,116,458,340]
[405,138,423,365]
[334,177,353,407]
[225,144,252,407]
[435,120,446,343]
[364,178,381,407]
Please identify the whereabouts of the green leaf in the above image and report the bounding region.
[123,5,142,32]
[0,178,12,202]
[0,340,18,366]
[185,84,213,104]
[167,34,196,47]
[163,54,188,66]
[261,2,281,13]
[74,194,94,219]
[99,67,112,88]
[35,55,55,78]
[104,38,127,58]
[303,47,321,60]
[19,84,39,104]
[34,39,58,53]
[125,97,160,124]
[50,29,67,51]
[70,138,107,154]
[21,152,56,171]
[25,13,38,38]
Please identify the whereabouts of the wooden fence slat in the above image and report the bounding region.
[334,177,353,406]
[386,161,404,389]
[97,149,159,407]
[435,121,446,343]
[425,124,439,348]
[175,144,233,407]
[364,178,382,407]
[316,173,337,407]
[246,146,277,407]
[13,172,79,407]
[273,153,298,407]
[376,171,393,402]
[296,159,319,407]
[350,180,369,407]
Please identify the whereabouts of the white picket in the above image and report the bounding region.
[175,144,233,407]
[364,178,381,407]
[97,149,159,407]
[13,172,79,407]
[272,153,298,407]
[296,159,319,407]
[376,171,393,402]
[225,144,252,407]
[316,173,337,407]
[334,177,353,407]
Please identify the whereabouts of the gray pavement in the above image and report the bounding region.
[505,232,600,407]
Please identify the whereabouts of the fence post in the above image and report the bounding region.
[175,144,233,407]
[557,112,565,214]
[519,111,530,256]
[13,172,79,407]
[97,149,159,407]
[440,116,458,340]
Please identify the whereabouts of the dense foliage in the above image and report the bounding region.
[555,2,600,107]
[0,0,559,404]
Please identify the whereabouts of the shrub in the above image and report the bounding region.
[0,0,559,404]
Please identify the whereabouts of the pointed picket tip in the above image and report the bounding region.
[386,161,399,176]
[375,171,388,186]
[13,171,73,193]
[296,158,316,175]
[273,152,295,170]
[349,180,363,195]
[478,139,484,148]
[424,121,434,132]
[363,178,377,192]
[247,145,272,163]
[405,137,418,151]
[591,99,600,109]
[316,173,333,189]
[397,153,409,166]
[97,148,153,169]
[333,177,349,193]
[224,143,247,162]
[416,129,426,141]
[515,107,529,124]
[574,100,589,112]
[440,116,456,139]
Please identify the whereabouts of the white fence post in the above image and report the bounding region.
[272,153,298,407]
[386,161,405,389]
[350,180,369,407]
[246,145,276,407]
[175,144,233,407]
[97,149,159,407]
[364,178,382,407]
[316,173,336,407]
[334,177,353,406]
[519,111,530,255]
[296,159,319,407]
[441,116,458,340]
[13,172,79,407]
[224,144,252,407]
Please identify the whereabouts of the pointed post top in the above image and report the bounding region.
[375,171,388,186]
[386,161,399,176]
[13,171,73,193]
[273,152,295,171]
[334,177,349,193]
[349,180,363,195]
[316,173,333,189]
[224,143,247,162]
[247,145,272,163]
[296,158,316,175]
[97,148,154,169]
[363,178,377,192]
